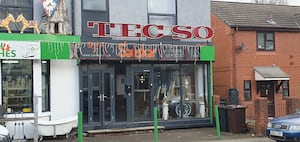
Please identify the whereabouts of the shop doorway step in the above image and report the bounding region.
[86,126,165,136]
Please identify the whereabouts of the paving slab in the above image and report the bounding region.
[26,127,275,142]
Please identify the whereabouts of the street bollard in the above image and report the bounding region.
[78,112,83,142]
[154,107,158,142]
[215,105,221,139]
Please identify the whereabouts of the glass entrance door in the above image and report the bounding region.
[134,71,151,120]
[83,70,114,126]
[126,66,154,121]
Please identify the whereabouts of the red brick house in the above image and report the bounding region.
[211,1,300,135]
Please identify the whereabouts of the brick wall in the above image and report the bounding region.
[211,14,234,100]
[286,97,300,114]
[213,95,221,106]
[274,92,286,117]
[255,98,268,136]
[235,31,300,117]
[213,95,221,117]
[212,12,300,135]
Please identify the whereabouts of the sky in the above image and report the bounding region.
[214,0,300,6]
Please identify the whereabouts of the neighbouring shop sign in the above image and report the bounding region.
[41,42,71,59]
[71,42,205,62]
[87,22,214,39]
[0,41,40,59]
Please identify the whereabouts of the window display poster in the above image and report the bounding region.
[0,41,40,59]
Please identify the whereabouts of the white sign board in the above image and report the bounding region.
[0,41,40,59]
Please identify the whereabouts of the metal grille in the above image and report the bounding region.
[271,123,288,130]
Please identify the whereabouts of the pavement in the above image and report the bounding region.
[28,127,275,142]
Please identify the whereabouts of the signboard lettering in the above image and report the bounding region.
[118,42,156,58]
[87,22,214,40]
[71,42,206,62]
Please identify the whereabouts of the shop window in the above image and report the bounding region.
[154,64,179,120]
[0,0,33,33]
[244,80,251,101]
[82,0,107,11]
[2,60,33,113]
[282,81,289,98]
[181,65,196,118]
[148,0,176,35]
[42,60,50,112]
[257,32,275,51]
[153,64,209,120]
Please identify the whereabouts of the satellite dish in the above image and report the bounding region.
[240,42,248,51]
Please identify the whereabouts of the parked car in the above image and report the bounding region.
[0,125,10,142]
[266,111,300,142]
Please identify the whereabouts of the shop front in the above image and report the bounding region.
[74,40,215,130]
[0,33,80,139]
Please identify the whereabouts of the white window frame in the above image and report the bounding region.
[82,0,107,11]
[148,0,177,36]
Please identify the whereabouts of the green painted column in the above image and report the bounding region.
[215,105,221,139]
[210,61,214,123]
[78,112,83,142]
[154,107,158,142]
[200,46,215,124]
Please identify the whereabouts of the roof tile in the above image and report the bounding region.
[211,1,300,29]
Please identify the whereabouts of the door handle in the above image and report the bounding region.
[97,95,102,101]
[98,94,109,101]
[103,95,108,100]
[98,94,105,101]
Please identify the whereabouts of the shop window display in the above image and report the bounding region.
[42,60,50,112]
[154,64,208,120]
[2,60,33,113]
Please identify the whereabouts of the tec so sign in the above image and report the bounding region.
[87,21,214,40]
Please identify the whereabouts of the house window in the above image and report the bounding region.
[0,0,33,32]
[148,0,176,35]
[244,80,251,101]
[257,32,275,51]
[282,81,289,98]
[2,60,33,113]
[83,0,107,11]
[42,60,50,112]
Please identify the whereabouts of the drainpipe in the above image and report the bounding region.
[232,27,238,88]
[71,0,75,35]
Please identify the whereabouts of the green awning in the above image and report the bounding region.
[0,33,80,59]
